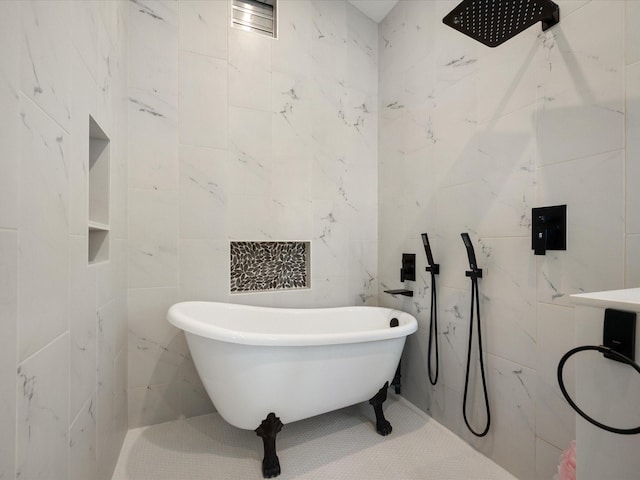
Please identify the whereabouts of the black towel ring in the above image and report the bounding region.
[557,345,640,435]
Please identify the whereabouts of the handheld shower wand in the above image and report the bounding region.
[460,233,491,437]
[421,233,440,385]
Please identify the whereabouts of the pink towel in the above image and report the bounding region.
[557,440,576,480]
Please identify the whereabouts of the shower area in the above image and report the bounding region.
[380,1,639,479]
[1,0,639,479]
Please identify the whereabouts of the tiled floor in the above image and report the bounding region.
[112,394,517,480]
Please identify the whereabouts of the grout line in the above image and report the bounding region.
[536,434,564,453]
[535,146,625,170]
[17,330,69,369]
[18,91,71,137]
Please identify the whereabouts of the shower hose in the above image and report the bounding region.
[462,271,491,437]
[427,268,439,385]
[557,345,640,435]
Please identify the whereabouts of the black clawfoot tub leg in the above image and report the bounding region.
[369,381,392,436]
[255,413,283,478]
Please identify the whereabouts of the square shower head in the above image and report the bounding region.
[442,0,559,48]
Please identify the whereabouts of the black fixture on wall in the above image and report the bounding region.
[384,253,415,297]
[400,253,416,282]
[532,204,567,256]
[443,0,560,48]
[421,233,440,386]
[557,309,640,435]
[460,233,491,437]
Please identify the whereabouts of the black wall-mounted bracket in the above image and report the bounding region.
[425,264,440,275]
[384,253,416,297]
[465,269,483,279]
[421,233,440,275]
[603,308,636,364]
[541,3,560,31]
[532,205,567,256]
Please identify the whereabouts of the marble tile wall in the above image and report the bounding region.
[127,0,379,427]
[0,1,129,479]
[378,1,638,479]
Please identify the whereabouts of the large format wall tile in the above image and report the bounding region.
[69,235,97,423]
[129,189,179,288]
[536,0,624,166]
[480,237,536,369]
[20,0,72,131]
[71,0,100,82]
[179,240,230,301]
[535,303,575,451]
[626,62,640,234]
[128,383,180,429]
[0,14,19,477]
[179,0,227,60]
[272,72,313,160]
[128,0,178,191]
[272,0,313,79]
[179,144,228,240]
[128,287,184,389]
[466,355,536,480]
[179,51,228,149]
[96,299,125,480]
[626,234,640,288]
[228,27,271,112]
[128,90,178,191]
[537,150,624,306]
[0,231,17,480]
[69,394,98,480]
[536,438,562,480]
[18,96,70,362]
[0,0,20,230]
[68,52,98,237]
[16,333,69,480]
[128,0,177,95]
[346,2,378,95]
[627,0,640,66]
[227,106,272,196]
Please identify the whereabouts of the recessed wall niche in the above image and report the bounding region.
[230,241,310,293]
[88,116,110,264]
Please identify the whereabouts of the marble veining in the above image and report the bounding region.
[16,334,69,480]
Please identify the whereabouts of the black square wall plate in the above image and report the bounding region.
[603,309,636,364]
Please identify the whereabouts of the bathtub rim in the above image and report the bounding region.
[167,301,417,347]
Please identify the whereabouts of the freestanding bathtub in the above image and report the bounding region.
[167,301,417,478]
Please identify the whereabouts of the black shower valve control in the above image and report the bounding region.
[400,253,416,283]
[532,205,567,256]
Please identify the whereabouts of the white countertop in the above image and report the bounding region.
[571,288,640,311]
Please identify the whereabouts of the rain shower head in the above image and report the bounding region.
[442,0,559,48]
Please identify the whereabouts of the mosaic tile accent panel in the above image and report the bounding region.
[230,241,309,293]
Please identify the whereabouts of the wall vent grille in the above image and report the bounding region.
[232,0,277,38]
